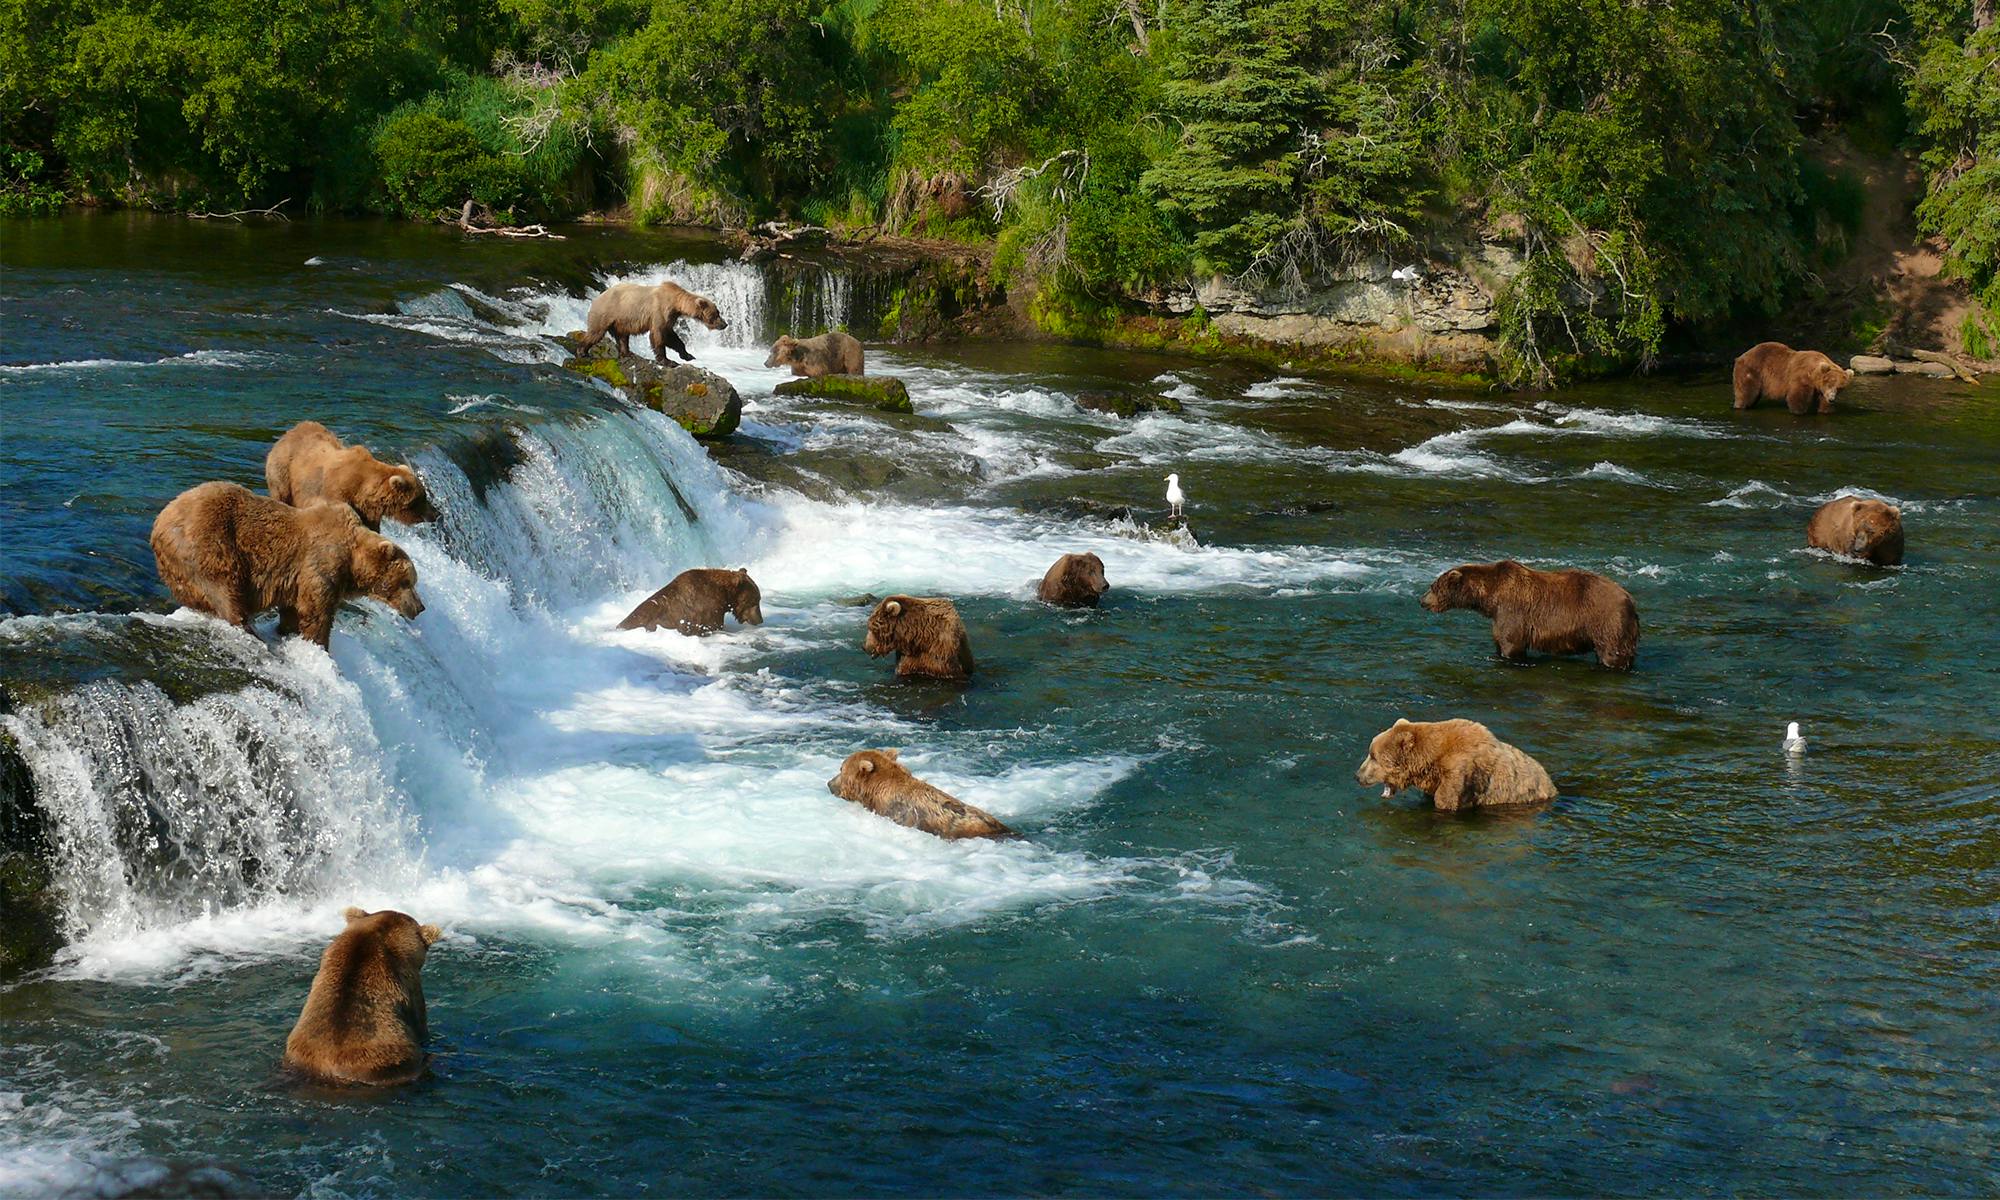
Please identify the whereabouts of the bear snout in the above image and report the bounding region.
[1355,756,1385,786]
[397,591,426,619]
[1418,588,1446,613]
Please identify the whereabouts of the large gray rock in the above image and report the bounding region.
[1850,354,1896,374]
[557,333,743,438]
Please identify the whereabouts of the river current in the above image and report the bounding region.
[1,216,1996,1196]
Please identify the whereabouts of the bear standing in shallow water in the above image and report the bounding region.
[1732,342,1855,414]
[265,421,436,531]
[1356,718,1557,811]
[1807,496,1904,565]
[1422,560,1639,671]
[827,749,1013,839]
[284,907,442,1086]
[618,568,764,634]
[151,482,425,648]
[577,281,728,363]
[863,595,975,680]
[766,331,865,377]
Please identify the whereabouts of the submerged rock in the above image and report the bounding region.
[1071,389,1184,419]
[558,332,743,438]
[774,372,914,413]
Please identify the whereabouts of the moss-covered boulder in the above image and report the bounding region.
[1072,389,1184,419]
[773,373,914,413]
[557,332,743,438]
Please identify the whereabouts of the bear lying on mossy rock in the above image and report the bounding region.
[558,332,742,438]
[773,373,912,413]
[827,749,1013,840]
[284,907,442,1086]
[618,568,764,635]
[1356,718,1557,812]
[1732,341,1855,414]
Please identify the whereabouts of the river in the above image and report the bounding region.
[2,214,1996,1196]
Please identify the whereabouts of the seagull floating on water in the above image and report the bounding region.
[1391,264,1421,283]
[1782,722,1806,755]
[1165,473,1185,521]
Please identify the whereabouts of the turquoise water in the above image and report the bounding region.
[2,215,1997,1196]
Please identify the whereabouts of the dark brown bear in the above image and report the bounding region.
[827,749,1013,839]
[283,907,442,1086]
[618,567,764,634]
[1037,552,1109,607]
[1732,341,1855,414]
[765,331,865,377]
[1355,718,1557,811]
[150,482,425,648]
[577,281,728,363]
[1806,496,1904,565]
[265,420,437,531]
[863,595,975,680]
[1421,560,1639,670]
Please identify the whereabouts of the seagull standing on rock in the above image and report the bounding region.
[1391,264,1421,283]
[1166,473,1185,521]
[1782,722,1807,755]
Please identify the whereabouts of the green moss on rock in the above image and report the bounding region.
[773,373,913,413]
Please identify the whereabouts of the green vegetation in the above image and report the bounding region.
[774,373,914,412]
[4,0,1994,378]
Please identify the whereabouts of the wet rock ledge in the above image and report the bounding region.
[773,373,913,413]
[557,332,743,438]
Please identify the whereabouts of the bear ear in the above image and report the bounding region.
[1392,717,1411,727]
[419,924,442,946]
[388,474,415,497]
[736,566,750,576]
[884,748,900,761]
[883,599,902,617]
[343,906,368,922]
[855,757,875,774]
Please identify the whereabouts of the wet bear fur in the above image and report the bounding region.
[765,331,865,377]
[265,420,436,531]
[578,281,729,363]
[827,749,1013,839]
[1807,496,1904,565]
[1732,341,1855,414]
[1355,718,1557,811]
[618,567,765,634]
[1421,559,1639,671]
[863,595,975,680]
[283,907,442,1086]
[1037,552,1109,607]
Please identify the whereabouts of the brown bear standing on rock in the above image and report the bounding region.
[265,421,436,531]
[1807,496,1905,565]
[577,281,728,363]
[766,331,865,377]
[618,567,764,634]
[863,595,975,680]
[284,907,442,1086]
[151,482,425,648]
[1037,552,1109,607]
[1422,560,1639,671]
[1355,718,1557,811]
[1732,341,1855,414]
[827,749,1013,839]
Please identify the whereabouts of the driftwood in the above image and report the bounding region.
[442,199,565,239]
[1883,338,1981,382]
[189,199,290,222]
[738,220,835,261]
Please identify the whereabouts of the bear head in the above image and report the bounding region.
[351,536,425,619]
[1845,499,1904,562]
[864,596,922,657]
[1811,356,1855,408]
[729,568,764,625]
[1061,553,1109,600]
[764,336,801,369]
[1420,563,1504,612]
[365,466,437,527]
[689,293,728,331]
[342,905,442,956]
[1355,718,1423,797]
[827,748,907,802]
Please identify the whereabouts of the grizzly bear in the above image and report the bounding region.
[1037,552,1109,608]
[1355,718,1557,811]
[863,595,975,680]
[265,421,436,531]
[1421,559,1639,671]
[617,567,764,634]
[577,281,728,363]
[765,331,865,378]
[1732,341,1855,414]
[826,749,1013,840]
[283,907,442,1086]
[150,482,425,648]
[1807,495,1904,565]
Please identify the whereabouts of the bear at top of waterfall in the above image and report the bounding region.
[283,907,442,1086]
[1037,552,1110,608]
[1732,341,1855,414]
[863,595,975,680]
[1807,495,1905,566]
[766,330,865,378]
[1355,718,1557,812]
[151,482,425,649]
[827,749,1014,840]
[617,567,764,635]
[577,281,728,363]
[1421,559,1639,671]
[265,421,436,532]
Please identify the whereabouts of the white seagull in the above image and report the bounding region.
[1391,264,1421,283]
[1782,722,1806,755]
[1165,473,1185,521]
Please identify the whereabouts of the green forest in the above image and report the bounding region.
[4,0,1995,379]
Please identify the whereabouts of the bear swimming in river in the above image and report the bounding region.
[265,420,436,531]
[618,567,764,634]
[1732,342,1855,414]
[863,595,975,680]
[1355,718,1557,812]
[827,749,1013,839]
[1422,559,1639,671]
[765,331,865,378]
[577,281,728,363]
[283,907,442,1086]
[150,481,425,648]
[1807,495,1904,565]
[1037,552,1109,608]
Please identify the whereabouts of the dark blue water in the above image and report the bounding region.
[2,214,1997,1196]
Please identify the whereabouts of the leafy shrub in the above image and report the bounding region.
[373,112,518,217]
